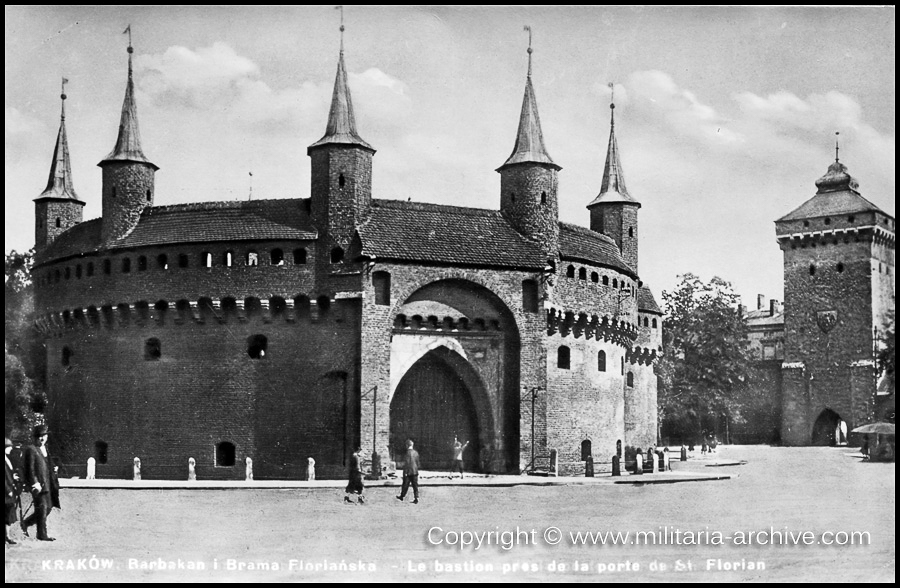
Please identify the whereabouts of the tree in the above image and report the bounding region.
[658,274,758,443]
[5,249,44,438]
[877,307,895,398]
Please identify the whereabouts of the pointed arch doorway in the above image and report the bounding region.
[390,348,484,472]
[811,408,846,446]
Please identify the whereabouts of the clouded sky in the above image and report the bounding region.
[5,6,895,307]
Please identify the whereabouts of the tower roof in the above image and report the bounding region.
[497,30,560,172]
[37,80,82,203]
[777,155,885,222]
[588,101,639,207]
[100,37,158,170]
[308,46,374,153]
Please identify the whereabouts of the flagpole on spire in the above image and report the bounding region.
[336,6,344,54]
[124,24,134,76]
[835,131,840,162]
[524,25,533,77]
[609,82,616,128]
[60,77,68,120]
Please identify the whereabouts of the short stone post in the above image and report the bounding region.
[663,449,671,472]
[585,455,594,477]
[188,457,196,481]
[86,457,96,480]
[307,457,316,481]
[651,450,660,473]
[611,455,621,477]
[549,449,558,477]
[133,457,141,481]
[680,445,688,461]
[369,452,380,480]
[245,456,253,481]
[634,451,643,475]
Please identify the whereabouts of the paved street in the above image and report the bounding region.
[4,445,894,582]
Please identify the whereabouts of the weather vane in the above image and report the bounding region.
[524,25,533,76]
[336,6,344,51]
[835,131,840,162]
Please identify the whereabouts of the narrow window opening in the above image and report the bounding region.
[146,189,152,202]
[75,265,82,279]
[293,248,307,265]
[87,262,94,277]
[216,442,236,467]
[566,265,575,278]
[522,279,539,314]
[112,187,116,199]
[178,254,189,269]
[627,372,634,387]
[247,252,258,266]
[62,346,73,367]
[103,259,111,275]
[652,318,658,328]
[121,258,131,273]
[613,278,618,288]
[809,265,816,276]
[824,217,831,225]
[330,247,344,264]
[157,254,168,270]
[629,226,634,238]
[541,191,547,204]
[598,351,607,372]
[557,346,571,370]
[224,251,233,267]
[602,275,609,286]
[55,217,61,228]
[591,272,599,283]
[138,256,147,271]
[338,173,346,188]
[271,249,284,266]
[94,441,108,465]
[144,338,161,361]
[578,267,587,280]
[204,252,213,268]
[848,215,855,223]
[581,439,592,461]
[247,334,267,359]
[511,193,516,203]
[373,271,391,306]
[837,262,844,273]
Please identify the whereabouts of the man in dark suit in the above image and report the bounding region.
[22,425,60,542]
[5,437,20,545]
[396,439,421,504]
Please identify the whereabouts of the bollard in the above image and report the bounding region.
[616,440,623,460]
[611,455,621,477]
[663,449,671,472]
[133,457,141,481]
[188,457,196,481]
[307,456,316,481]
[651,450,660,473]
[585,455,594,477]
[86,457,96,480]
[680,445,688,462]
[369,452,381,480]
[245,456,253,481]
[634,451,643,475]
[644,448,654,473]
[549,449,559,477]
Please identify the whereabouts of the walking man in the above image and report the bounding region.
[22,426,60,542]
[396,439,420,504]
[344,447,365,504]
[451,437,469,479]
[5,438,19,545]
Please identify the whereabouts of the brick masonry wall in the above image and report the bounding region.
[310,146,373,254]
[35,200,84,251]
[589,204,639,273]
[101,162,155,244]
[780,234,881,444]
[45,302,361,480]
[499,164,559,257]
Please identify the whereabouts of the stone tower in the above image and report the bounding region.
[34,80,85,251]
[308,29,375,264]
[776,147,895,445]
[99,36,158,244]
[497,34,561,260]
[588,99,640,272]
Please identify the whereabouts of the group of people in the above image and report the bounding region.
[343,436,472,505]
[5,425,61,545]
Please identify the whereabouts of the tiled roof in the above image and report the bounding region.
[637,285,663,315]
[745,309,784,328]
[358,200,546,269]
[558,222,635,277]
[37,199,317,264]
[777,191,886,222]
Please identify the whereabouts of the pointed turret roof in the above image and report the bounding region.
[497,36,560,172]
[588,102,639,207]
[37,82,82,202]
[100,40,158,169]
[777,155,884,222]
[308,43,374,153]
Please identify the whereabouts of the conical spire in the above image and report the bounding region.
[308,21,374,153]
[588,94,638,206]
[498,27,559,171]
[101,30,158,169]
[39,78,80,201]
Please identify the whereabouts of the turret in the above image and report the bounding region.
[497,27,561,259]
[308,21,375,264]
[588,95,640,272]
[99,29,158,244]
[34,78,85,251]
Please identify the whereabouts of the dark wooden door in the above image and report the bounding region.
[390,353,481,471]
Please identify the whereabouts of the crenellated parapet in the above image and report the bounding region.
[33,293,357,336]
[392,313,504,334]
[626,345,659,366]
[545,307,637,346]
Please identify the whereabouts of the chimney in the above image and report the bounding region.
[737,303,745,318]
[757,294,765,310]
[770,299,778,317]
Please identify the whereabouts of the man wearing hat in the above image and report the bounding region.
[21,425,60,541]
[5,437,19,545]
